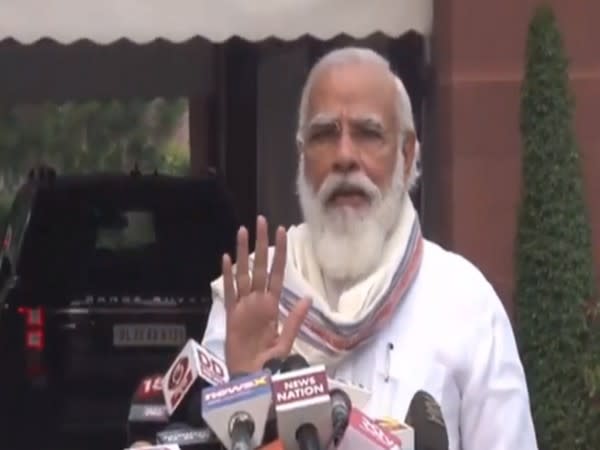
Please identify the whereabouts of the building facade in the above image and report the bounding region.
[0,1,598,317]
[428,1,600,316]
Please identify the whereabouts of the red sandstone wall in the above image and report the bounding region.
[431,0,600,317]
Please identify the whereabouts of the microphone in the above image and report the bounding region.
[259,440,284,449]
[373,417,415,449]
[280,354,309,372]
[404,390,449,450]
[201,369,273,450]
[263,357,284,375]
[336,408,402,450]
[271,362,332,450]
[155,422,221,449]
[327,378,371,409]
[162,339,229,417]
[284,355,372,409]
[329,388,352,446]
[262,358,284,446]
[127,373,170,445]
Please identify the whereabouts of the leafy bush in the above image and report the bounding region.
[515,5,600,449]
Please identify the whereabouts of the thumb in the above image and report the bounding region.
[276,297,312,356]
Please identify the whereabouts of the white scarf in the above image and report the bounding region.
[211,194,423,368]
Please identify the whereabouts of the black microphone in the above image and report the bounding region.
[262,358,284,446]
[280,354,322,450]
[329,388,352,446]
[202,369,273,450]
[185,369,253,428]
[271,354,332,450]
[281,354,309,372]
[405,390,449,450]
[264,357,284,375]
[126,373,170,445]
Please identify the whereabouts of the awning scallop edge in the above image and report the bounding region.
[0,0,433,45]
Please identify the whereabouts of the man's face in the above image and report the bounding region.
[297,62,415,282]
[301,62,402,212]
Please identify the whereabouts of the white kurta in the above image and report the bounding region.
[201,239,539,450]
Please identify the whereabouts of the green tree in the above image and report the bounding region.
[0,98,188,226]
[0,98,187,189]
[515,5,600,449]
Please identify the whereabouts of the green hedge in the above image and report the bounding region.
[515,5,600,449]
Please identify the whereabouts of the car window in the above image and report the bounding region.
[16,181,237,304]
[95,210,156,251]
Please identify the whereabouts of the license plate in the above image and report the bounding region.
[113,324,186,347]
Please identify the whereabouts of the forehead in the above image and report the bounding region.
[306,63,396,123]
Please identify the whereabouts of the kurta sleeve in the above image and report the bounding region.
[458,281,539,450]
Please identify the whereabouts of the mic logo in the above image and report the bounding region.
[272,371,328,405]
[166,355,193,407]
[161,429,213,443]
[143,406,167,418]
[168,356,189,390]
[197,346,228,384]
[138,375,163,398]
[203,375,269,403]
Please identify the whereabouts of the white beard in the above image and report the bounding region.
[297,154,407,282]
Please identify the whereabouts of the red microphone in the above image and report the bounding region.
[259,439,284,449]
[336,408,403,450]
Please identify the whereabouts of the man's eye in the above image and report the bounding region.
[355,128,382,139]
[309,128,336,141]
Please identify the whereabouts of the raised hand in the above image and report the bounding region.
[223,216,311,375]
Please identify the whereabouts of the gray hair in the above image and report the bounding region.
[296,47,421,189]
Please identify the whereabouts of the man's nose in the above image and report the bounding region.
[332,130,359,173]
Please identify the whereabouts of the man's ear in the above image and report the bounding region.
[401,131,417,180]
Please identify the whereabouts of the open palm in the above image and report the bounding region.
[223,216,310,375]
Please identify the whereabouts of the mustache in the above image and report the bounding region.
[317,173,380,204]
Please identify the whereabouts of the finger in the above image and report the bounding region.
[276,297,311,355]
[222,253,236,313]
[267,226,287,299]
[235,226,251,297]
[252,216,269,292]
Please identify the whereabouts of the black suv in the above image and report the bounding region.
[0,168,237,447]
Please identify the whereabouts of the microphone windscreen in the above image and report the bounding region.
[263,358,283,374]
[330,388,352,445]
[405,390,449,450]
[261,359,282,446]
[280,354,309,372]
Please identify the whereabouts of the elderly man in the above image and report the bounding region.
[202,47,538,449]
